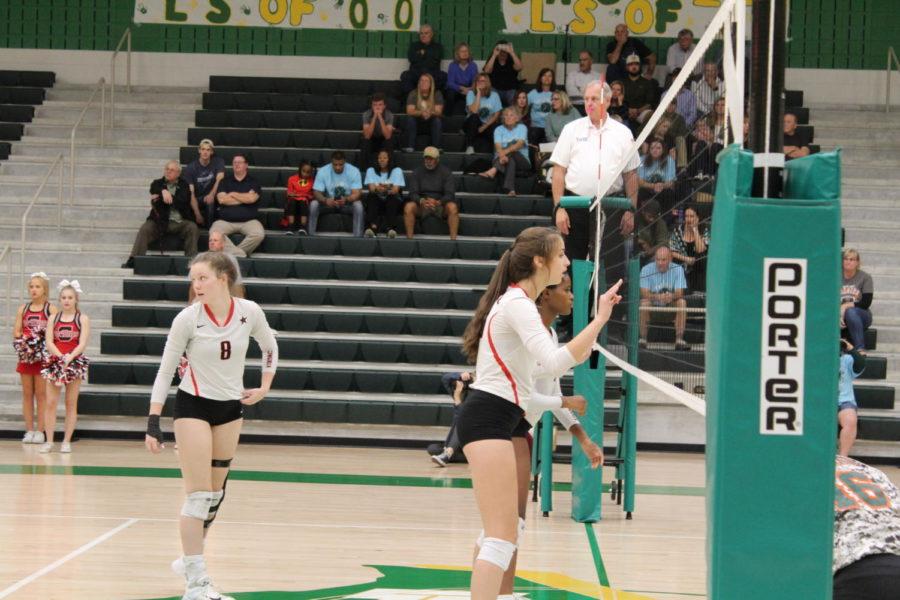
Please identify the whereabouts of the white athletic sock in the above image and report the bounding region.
[182,554,209,585]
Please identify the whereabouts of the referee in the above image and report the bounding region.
[549,80,640,285]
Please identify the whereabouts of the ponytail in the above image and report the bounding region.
[462,250,512,363]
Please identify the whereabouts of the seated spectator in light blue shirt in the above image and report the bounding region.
[463,72,503,154]
[310,150,364,237]
[446,42,479,116]
[639,246,690,351]
[478,107,530,196]
[638,139,678,217]
[527,67,556,144]
[363,149,405,238]
[837,339,866,456]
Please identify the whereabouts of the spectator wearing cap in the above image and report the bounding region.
[400,23,446,96]
[403,147,458,239]
[691,62,725,116]
[623,53,655,126]
[666,29,702,79]
[310,151,364,237]
[211,153,264,257]
[360,92,395,172]
[606,23,656,84]
[182,138,225,227]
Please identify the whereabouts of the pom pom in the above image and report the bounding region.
[41,355,90,385]
[13,330,48,364]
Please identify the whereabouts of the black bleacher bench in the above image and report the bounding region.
[0,70,55,88]
[187,127,467,153]
[0,87,45,105]
[0,122,25,141]
[203,91,402,114]
[0,104,34,123]
[0,142,9,160]
[209,75,402,97]
[196,108,467,131]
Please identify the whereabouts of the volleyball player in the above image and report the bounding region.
[459,226,621,599]
[144,252,278,600]
[13,272,56,444]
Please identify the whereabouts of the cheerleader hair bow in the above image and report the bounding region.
[57,279,84,294]
[30,271,50,281]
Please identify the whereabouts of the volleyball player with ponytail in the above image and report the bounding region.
[458,226,621,599]
[144,251,278,600]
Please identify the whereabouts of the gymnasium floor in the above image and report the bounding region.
[1,441,895,600]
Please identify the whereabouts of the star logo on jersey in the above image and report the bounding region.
[240,316,247,325]
[140,564,655,599]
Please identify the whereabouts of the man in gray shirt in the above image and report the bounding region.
[403,146,457,239]
[360,92,395,172]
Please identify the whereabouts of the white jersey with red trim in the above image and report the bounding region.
[471,286,577,411]
[525,328,580,431]
[150,298,278,404]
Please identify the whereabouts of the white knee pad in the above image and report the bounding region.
[181,491,216,520]
[476,537,517,571]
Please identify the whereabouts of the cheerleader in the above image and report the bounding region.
[40,280,90,454]
[144,251,278,600]
[458,226,621,599]
[13,272,56,444]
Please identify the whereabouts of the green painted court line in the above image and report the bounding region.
[584,523,610,588]
[0,464,705,496]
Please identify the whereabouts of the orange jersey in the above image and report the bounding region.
[286,174,314,203]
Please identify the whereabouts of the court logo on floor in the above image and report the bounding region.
[144,564,655,599]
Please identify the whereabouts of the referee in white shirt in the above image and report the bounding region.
[549,80,640,284]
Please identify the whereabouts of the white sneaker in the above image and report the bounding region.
[38,442,53,453]
[22,431,34,443]
[32,431,45,444]
[183,583,233,600]
[60,442,72,453]
[172,556,186,578]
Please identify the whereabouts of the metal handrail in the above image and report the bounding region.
[887,46,899,113]
[69,78,106,202]
[1,244,12,327]
[21,155,65,304]
[109,27,132,128]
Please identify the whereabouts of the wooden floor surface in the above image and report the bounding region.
[0,440,895,600]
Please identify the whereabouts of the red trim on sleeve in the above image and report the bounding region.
[486,313,519,406]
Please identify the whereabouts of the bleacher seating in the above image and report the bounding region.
[0,70,55,157]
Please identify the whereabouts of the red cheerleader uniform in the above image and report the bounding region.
[15,303,50,375]
[42,312,89,384]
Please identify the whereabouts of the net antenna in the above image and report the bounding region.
[587,0,746,313]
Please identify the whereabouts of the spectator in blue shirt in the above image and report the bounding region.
[838,339,866,456]
[463,72,503,154]
[639,246,689,350]
[478,108,530,196]
[363,150,405,238]
[638,139,677,215]
[446,42,478,116]
[527,68,556,145]
[310,151,364,237]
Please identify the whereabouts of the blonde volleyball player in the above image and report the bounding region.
[459,226,621,599]
[144,252,278,600]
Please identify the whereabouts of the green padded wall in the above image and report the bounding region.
[0,1,896,69]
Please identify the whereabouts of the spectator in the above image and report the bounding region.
[511,89,531,128]
[606,23,656,84]
[666,29,702,78]
[565,50,598,111]
[783,111,811,160]
[445,42,478,115]
[841,248,874,353]
[483,40,523,105]
[360,92,395,172]
[463,72,503,154]
[428,370,474,466]
[404,147,458,239]
[310,151,364,237]
[282,160,314,234]
[203,230,244,299]
[478,107,530,196]
[400,23,445,96]
[832,456,900,599]
[837,339,865,456]
[123,160,200,268]
[691,62,725,116]
[705,96,728,144]
[634,199,669,261]
[663,99,690,139]
[685,119,723,195]
[623,54,655,126]
[363,149,405,238]
[527,68,556,145]
[404,73,444,153]
[641,119,677,157]
[210,154,264,257]
[669,205,709,292]
[182,138,225,227]
[638,141,677,215]
[544,90,580,143]
[608,80,631,128]
[639,245,689,350]
[669,68,699,127]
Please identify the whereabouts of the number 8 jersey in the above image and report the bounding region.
[150,298,279,405]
